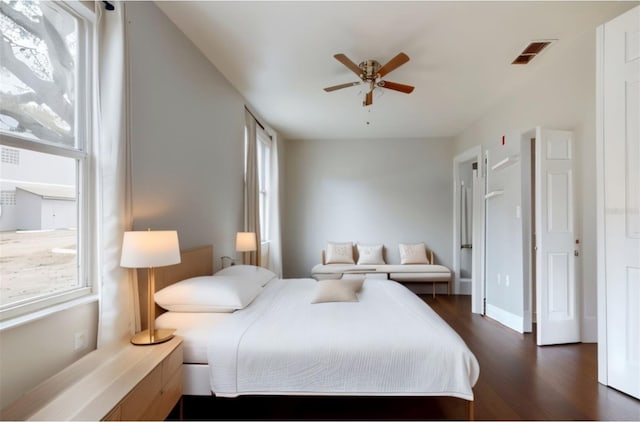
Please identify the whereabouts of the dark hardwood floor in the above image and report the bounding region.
[169,294,640,421]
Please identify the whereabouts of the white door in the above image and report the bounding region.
[535,128,579,345]
[600,6,640,399]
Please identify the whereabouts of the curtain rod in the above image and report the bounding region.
[103,1,114,11]
[245,107,273,139]
[245,107,265,131]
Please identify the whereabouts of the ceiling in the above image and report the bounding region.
[155,1,635,140]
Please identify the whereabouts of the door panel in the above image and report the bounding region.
[601,5,640,399]
[548,252,571,318]
[536,128,579,345]
[547,172,571,233]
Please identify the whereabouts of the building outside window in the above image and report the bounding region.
[0,0,94,319]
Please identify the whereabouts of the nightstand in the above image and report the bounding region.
[1,336,183,421]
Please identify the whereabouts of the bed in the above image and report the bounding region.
[141,245,479,419]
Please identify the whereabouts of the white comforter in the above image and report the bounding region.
[208,278,479,400]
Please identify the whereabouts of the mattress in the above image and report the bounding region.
[155,311,230,363]
[208,278,479,399]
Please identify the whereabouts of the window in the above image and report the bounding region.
[256,129,271,243]
[0,0,94,320]
[1,147,19,164]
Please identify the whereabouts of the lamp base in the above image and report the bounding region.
[130,329,175,345]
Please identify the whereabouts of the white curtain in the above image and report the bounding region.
[95,3,136,346]
[267,133,283,277]
[244,109,261,266]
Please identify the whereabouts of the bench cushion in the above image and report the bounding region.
[311,264,452,283]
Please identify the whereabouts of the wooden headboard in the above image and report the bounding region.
[137,245,213,329]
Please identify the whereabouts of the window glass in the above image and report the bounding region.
[0,0,78,148]
[0,1,90,318]
[0,147,78,307]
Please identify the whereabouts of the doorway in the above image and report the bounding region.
[453,146,483,308]
[522,127,579,344]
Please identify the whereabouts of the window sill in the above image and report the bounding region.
[0,293,99,331]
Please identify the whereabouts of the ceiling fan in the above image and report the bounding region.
[323,52,415,106]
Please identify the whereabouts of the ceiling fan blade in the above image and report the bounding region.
[364,90,373,106]
[334,53,362,76]
[377,52,410,78]
[323,81,361,92]
[378,80,415,94]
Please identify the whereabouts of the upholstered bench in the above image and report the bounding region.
[311,244,452,297]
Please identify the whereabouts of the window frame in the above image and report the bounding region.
[0,1,96,323]
[256,128,271,243]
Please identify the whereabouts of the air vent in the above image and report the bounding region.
[512,40,555,65]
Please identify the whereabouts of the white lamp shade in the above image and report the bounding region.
[120,230,181,268]
[236,232,257,252]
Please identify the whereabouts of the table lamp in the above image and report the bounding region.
[236,231,256,264]
[121,230,181,345]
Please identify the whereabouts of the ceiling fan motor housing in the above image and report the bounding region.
[359,60,381,80]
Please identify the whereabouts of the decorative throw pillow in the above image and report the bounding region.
[325,242,355,264]
[311,279,359,304]
[342,277,365,292]
[399,243,430,264]
[357,244,385,265]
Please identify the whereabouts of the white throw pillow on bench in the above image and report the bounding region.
[326,242,355,264]
[357,244,385,265]
[399,243,430,264]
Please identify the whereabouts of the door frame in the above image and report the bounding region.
[453,146,484,308]
[595,20,608,386]
[521,129,536,333]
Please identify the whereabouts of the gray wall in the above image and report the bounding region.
[127,2,246,267]
[283,137,453,278]
[0,1,254,409]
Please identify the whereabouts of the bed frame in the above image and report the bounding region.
[138,244,474,420]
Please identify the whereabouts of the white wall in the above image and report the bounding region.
[127,2,247,267]
[452,6,631,340]
[483,131,525,328]
[283,137,453,279]
[0,302,98,408]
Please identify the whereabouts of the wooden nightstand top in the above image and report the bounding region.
[1,336,183,421]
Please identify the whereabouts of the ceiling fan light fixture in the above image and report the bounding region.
[324,52,415,107]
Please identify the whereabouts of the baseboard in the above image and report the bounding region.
[457,279,472,295]
[486,303,524,333]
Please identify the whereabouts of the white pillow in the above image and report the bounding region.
[325,242,355,264]
[154,275,263,312]
[399,243,430,264]
[215,264,277,286]
[357,244,385,265]
[311,279,359,304]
